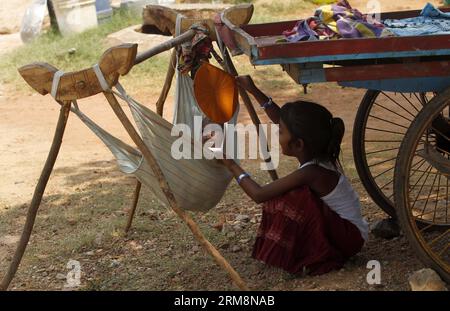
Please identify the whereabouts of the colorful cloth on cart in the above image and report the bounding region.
[383,3,450,36]
[282,0,393,42]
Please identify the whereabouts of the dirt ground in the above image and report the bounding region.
[0,0,447,291]
[0,81,434,291]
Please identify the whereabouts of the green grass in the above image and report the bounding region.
[250,0,315,24]
[309,0,338,5]
[0,9,170,94]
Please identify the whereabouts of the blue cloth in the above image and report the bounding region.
[383,3,450,36]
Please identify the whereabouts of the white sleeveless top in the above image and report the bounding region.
[299,160,369,241]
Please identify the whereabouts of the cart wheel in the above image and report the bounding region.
[394,88,450,283]
[353,90,429,217]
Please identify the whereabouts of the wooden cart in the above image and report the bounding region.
[222,6,450,283]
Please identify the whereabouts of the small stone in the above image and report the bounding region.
[235,214,250,223]
[85,251,95,256]
[219,242,230,249]
[94,233,103,246]
[371,218,400,239]
[114,210,126,216]
[56,273,66,280]
[233,224,244,232]
[0,27,12,35]
[226,231,236,239]
[68,48,76,55]
[231,245,242,253]
[409,269,448,291]
[67,219,77,226]
[191,245,200,253]
[239,238,251,244]
[109,259,121,268]
[221,223,231,234]
[211,221,224,231]
[128,241,143,250]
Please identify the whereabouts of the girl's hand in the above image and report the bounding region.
[216,148,236,169]
[236,75,256,92]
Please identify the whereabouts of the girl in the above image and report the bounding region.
[221,76,368,276]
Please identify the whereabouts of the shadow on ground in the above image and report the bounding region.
[0,155,426,291]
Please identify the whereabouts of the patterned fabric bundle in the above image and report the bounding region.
[177,22,214,76]
[282,0,393,42]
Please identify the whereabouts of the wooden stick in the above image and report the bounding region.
[125,49,176,233]
[134,29,195,66]
[156,49,177,117]
[221,49,279,181]
[124,180,142,234]
[125,34,184,233]
[104,92,249,290]
[0,102,71,290]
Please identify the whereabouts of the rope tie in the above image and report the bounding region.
[92,63,111,92]
[50,70,64,99]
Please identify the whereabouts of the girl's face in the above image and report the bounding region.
[279,120,294,156]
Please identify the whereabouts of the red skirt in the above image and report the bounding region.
[252,186,364,276]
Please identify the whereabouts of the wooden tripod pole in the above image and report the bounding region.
[134,29,194,65]
[0,102,71,290]
[221,49,278,181]
[104,92,249,290]
[124,179,142,234]
[156,49,177,116]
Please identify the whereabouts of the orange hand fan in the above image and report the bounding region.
[193,63,239,124]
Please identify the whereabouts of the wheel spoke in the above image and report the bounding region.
[410,164,433,209]
[432,174,442,223]
[368,114,409,130]
[428,229,449,246]
[373,101,413,123]
[365,139,403,143]
[419,223,435,233]
[366,127,405,135]
[418,171,438,218]
[365,146,400,156]
[380,178,394,191]
[437,243,449,257]
[400,93,421,113]
[413,93,427,106]
[431,126,450,143]
[368,156,397,168]
[381,91,418,119]
[447,177,449,223]
[373,165,395,180]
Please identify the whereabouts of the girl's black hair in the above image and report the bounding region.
[280,101,345,168]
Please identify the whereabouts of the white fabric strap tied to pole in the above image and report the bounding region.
[50,70,64,99]
[93,63,111,92]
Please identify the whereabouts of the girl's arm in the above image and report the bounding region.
[236,76,280,124]
[223,159,314,203]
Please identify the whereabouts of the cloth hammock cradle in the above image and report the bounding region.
[69,77,236,212]
[64,14,239,212]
